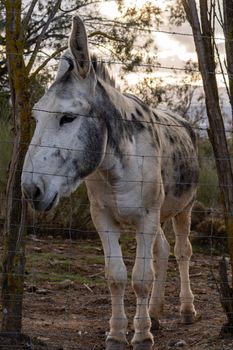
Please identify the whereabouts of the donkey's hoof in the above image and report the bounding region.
[180,312,196,324]
[133,340,153,350]
[151,317,160,331]
[106,339,128,350]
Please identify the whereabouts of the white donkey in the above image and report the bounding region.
[22,16,199,350]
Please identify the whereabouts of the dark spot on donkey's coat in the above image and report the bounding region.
[72,119,106,180]
[96,82,146,158]
[172,149,199,197]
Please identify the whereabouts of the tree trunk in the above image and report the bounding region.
[223,0,233,123]
[1,0,30,335]
[182,0,233,334]
[219,257,233,335]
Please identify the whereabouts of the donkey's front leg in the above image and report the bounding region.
[91,206,128,350]
[131,214,159,350]
[102,231,128,350]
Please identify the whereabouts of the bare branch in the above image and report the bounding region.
[26,0,62,75]
[29,45,67,81]
[88,30,125,42]
[22,0,39,32]
[59,1,105,14]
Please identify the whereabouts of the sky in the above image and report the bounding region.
[99,0,226,87]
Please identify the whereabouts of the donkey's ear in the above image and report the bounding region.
[69,16,91,79]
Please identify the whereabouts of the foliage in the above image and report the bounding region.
[197,138,220,207]
[167,0,186,26]
[125,59,206,129]
[29,69,53,106]
[0,0,163,91]
[125,77,166,108]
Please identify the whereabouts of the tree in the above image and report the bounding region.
[222,0,233,123]
[182,0,233,335]
[2,0,32,335]
[125,59,205,129]
[0,0,162,92]
[2,0,65,336]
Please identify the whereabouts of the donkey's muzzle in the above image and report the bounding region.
[22,182,58,211]
[22,182,42,201]
[22,182,43,209]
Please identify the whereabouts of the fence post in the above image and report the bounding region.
[1,0,30,336]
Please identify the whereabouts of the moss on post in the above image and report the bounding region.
[1,0,30,335]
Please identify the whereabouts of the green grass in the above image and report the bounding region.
[80,255,104,265]
[26,250,105,285]
[27,271,94,284]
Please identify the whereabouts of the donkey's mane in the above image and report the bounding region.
[91,54,117,88]
[59,51,117,89]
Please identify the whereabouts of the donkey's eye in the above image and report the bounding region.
[59,115,75,126]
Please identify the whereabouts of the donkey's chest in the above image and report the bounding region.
[112,185,144,224]
[87,166,156,226]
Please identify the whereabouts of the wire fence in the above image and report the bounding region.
[0,96,232,349]
[1,4,233,350]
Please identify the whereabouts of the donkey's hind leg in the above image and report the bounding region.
[149,226,170,330]
[172,202,196,324]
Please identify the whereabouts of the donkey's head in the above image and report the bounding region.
[22,16,107,211]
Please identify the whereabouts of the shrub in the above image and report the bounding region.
[197,138,220,207]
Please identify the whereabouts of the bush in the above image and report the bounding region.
[197,138,220,207]
[192,217,227,252]
[191,200,209,230]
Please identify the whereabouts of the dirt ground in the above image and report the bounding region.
[1,234,233,350]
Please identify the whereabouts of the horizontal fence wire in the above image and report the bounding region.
[1,7,233,350]
[0,9,230,43]
[1,53,230,77]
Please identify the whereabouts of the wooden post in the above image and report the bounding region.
[1,0,30,335]
[223,0,233,124]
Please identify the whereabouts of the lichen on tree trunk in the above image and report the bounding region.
[1,0,30,335]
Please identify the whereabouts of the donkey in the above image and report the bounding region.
[22,16,199,350]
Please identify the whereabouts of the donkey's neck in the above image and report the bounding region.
[94,80,135,160]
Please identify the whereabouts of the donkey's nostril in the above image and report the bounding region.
[34,186,41,199]
[22,183,42,202]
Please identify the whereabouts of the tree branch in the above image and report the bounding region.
[59,0,104,14]
[26,0,62,75]
[29,45,67,81]
[88,30,125,42]
[22,0,39,32]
